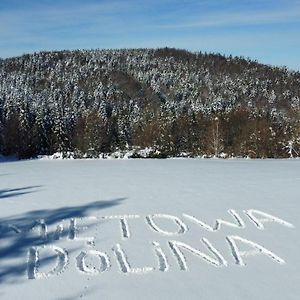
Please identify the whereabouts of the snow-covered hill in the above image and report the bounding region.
[1,48,299,159]
[0,159,299,299]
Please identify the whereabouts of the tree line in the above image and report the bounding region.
[0,48,299,158]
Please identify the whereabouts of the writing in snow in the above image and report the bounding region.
[3,209,294,279]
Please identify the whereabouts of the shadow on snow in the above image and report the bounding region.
[0,197,125,285]
[0,156,18,163]
[0,186,42,199]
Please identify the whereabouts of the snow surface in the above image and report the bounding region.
[0,159,299,299]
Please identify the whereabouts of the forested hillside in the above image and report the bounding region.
[0,48,299,159]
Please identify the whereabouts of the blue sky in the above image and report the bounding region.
[0,0,299,70]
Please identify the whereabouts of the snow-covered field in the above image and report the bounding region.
[0,159,299,300]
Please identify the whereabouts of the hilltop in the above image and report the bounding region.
[0,48,299,158]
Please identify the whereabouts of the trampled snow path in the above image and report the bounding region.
[0,159,299,299]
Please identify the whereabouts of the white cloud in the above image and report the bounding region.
[158,6,300,29]
[0,1,138,39]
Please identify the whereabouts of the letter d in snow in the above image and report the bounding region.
[27,246,68,279]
